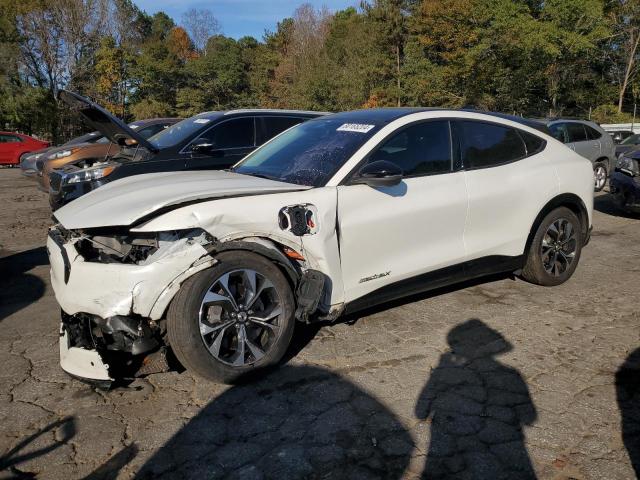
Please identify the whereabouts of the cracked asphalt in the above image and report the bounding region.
[1,168,639,479]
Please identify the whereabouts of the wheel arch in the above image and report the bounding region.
[524,194,590,256]
[595,156,613,173]
[214,237,302,290]
[149,236,306,321]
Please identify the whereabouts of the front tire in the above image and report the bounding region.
[521,207,583,286]
[167,251,295,383]
[594,162,607,192]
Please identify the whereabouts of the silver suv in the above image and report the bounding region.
[545,119,616,191]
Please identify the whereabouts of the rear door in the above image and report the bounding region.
[184,117,255,170]
[566,122,598,162]
[457,119,556,260]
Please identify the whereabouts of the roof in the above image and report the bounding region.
[129,118,181,127]
[223,109,329,116]
[191,109,328,120]
[313,108,551,134]
[538,117,597,125]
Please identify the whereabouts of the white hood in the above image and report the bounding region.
[54,170,310,229]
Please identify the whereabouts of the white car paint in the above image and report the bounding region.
[48,109,594,381]
[54,170,310,230]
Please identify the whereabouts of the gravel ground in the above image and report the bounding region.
[0,167,639,479]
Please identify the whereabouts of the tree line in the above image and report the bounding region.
[0,0,638,143]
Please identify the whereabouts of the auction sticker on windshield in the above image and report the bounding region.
[337,123,375,133]
[193,118,211,124]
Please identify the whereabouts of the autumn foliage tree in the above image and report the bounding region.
[1,0,639,142]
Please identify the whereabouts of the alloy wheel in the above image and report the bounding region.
[541,218,577,277]
[198,269,282,366]
[594,165,607,191]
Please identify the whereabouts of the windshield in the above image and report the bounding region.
[148,115,217,149]
[621,134,640,145]
[232,118,381,187]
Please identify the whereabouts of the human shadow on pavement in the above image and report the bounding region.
[0,416,75,476]
[135,365,414,479]
[616,347,640,478]
[416,319,537,480]
[0,247,47,323]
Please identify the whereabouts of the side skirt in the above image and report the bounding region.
[344,255,525,315]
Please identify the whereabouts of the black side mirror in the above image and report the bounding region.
[352,160,403,187]
[191,138,215,153]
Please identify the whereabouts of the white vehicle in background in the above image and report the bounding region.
[48,109,594,385]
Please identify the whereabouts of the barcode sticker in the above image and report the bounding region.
[337,123,375,133]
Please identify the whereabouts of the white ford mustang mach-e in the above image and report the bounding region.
[48,108,594,384]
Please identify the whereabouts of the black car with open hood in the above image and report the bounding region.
[50,91,327,210]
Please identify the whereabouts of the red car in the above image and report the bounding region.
[0,132,50,166]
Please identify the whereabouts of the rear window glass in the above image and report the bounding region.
[256,117,305,145]
[458,121,526,169]
[584,124,602,140]
[520,131,546,156]
[566,123,587,142]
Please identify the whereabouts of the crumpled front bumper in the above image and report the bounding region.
[59,325,112,382]
[47,230,214,320]
[48,227,217,382]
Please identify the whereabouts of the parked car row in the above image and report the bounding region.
[46,93,598,386]
[18,91,325,210]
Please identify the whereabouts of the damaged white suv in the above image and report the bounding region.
[48,109,594,385]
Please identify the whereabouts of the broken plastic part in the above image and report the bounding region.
[295,269,325,322]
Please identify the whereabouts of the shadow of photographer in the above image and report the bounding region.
[416,319,537,479]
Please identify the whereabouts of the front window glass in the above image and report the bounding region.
[197,118,254,149]
[233,118,381,187]
[367,121,451,176]
[148,115,218,149]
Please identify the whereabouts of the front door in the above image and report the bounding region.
[337,120,468,302]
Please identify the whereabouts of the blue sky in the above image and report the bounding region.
[133,0,360,40]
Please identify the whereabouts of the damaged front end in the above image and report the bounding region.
[49,225,217,385]
[60,311,166,386]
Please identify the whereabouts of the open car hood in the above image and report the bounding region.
[59,91,158,153]
[53,170,310,229]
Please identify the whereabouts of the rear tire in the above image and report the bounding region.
[521,207,583,286]
[594,162,607,192]
[167,251,295,383]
